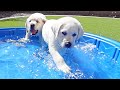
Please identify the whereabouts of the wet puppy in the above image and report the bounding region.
[42,17,84,73]
[23,13,47,41]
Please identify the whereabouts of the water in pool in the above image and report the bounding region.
[0,35,119,79]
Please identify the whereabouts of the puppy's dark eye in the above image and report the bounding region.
[62,32,67,36]
[29,20,31,22]
[36,20,39,23]
[72,33,76,37]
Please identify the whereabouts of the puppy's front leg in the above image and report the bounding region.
[49,46,71,74]
[19,30,30,43]
[24,30,31,41]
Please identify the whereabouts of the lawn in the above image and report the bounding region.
[0,15,120,42]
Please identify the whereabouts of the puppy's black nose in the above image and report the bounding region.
[30,24,35,29]
[65,42,71,48]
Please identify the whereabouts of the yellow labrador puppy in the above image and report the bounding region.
[42,17,84,73]
[23,13,47,41]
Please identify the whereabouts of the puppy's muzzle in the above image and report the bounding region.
[30,24,35,31]
[65,42,71,48]
[30,24,38,35]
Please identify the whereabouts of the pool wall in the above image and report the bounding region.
[0,27,120,61]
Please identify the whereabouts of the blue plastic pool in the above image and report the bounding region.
[0,27,120,79]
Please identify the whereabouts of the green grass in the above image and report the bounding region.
[0,17,27,27]
[0,15,120,42]
[74,16,120,42]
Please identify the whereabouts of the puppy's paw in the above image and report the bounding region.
[57,63,71,74]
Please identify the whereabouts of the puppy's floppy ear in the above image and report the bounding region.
[25,20,30,34]
[76,23,84,41]
[25,22,27,28]
[51,22,63,39]
[42,19,46,24]
[25,21,28,30]
[25,17,29,28]
[25,22,29,34]
[40,15,47,24]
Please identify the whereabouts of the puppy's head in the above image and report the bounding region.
[52,17,84,48]
[25,13,47,35]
